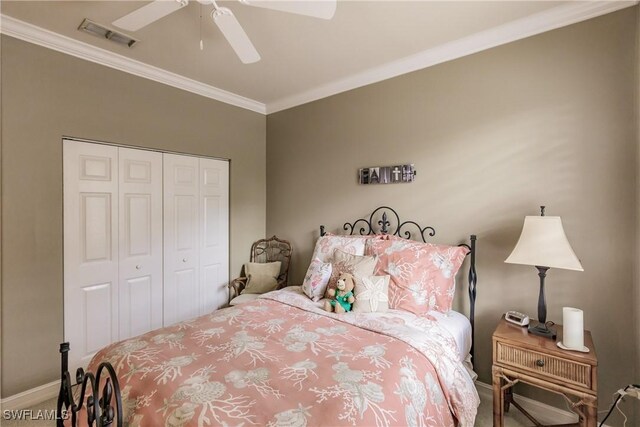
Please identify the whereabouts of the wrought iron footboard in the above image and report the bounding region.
[56,342,122,427]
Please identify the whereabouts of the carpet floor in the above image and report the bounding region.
[2,391,535,426]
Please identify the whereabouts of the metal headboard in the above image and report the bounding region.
[320,206,478,366]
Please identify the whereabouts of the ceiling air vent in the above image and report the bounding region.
[78,18,138,48]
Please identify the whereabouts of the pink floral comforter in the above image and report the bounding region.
[88,287,479,426]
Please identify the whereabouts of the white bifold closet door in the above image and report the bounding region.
[63,141,121,369]
[64,140,229,371]
[198,158,230,316]
[118,148,163,339]
[163,154,229,326]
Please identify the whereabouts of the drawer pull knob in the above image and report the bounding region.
[535,359,545,367]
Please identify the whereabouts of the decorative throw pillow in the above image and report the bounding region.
[365,238,469,314]
[244,261,281,280]
[241,274,279,294]
[353,275,390,313]
[325,249,377,298]
[240,262,281,295]
[301,258,333,301]
[309,235,369,263]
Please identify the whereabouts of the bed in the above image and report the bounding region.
[57,206,479,426]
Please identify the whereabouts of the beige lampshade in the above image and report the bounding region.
[505,216,583,271]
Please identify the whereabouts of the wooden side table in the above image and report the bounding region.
[492,315,598,427]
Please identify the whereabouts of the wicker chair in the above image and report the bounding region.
[228,236,292,305]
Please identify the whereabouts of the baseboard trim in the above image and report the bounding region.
[0,378,610,423]
[0,381,59,411]
[476,381,611,427]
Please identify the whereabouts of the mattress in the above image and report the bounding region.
[428,310,471,362]
[429,309,477,380]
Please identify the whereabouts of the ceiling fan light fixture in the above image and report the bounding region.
[211,7,261,64]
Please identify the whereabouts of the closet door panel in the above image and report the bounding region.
[164,154,200,326]
[64,140,119,370]
[123,275,153,337]
[118,148,163,339]
[199,158,229,314]
[83,283,113,353]
[175,269,198,320]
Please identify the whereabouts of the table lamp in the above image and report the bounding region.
[505,206,583,338]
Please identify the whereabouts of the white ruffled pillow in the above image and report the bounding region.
[302,258,333,301]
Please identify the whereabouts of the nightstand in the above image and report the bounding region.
[492,315,598,427]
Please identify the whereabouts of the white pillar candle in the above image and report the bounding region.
[563,307,584,349]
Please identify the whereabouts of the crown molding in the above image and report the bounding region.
[0,14,267,114]
[265,0,638,114]
[1,1,637,116]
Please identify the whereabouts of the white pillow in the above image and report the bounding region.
[353,275,390,313]
[301,258,332,301]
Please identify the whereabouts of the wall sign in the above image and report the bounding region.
[359,164,415,185]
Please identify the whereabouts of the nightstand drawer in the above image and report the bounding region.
[496,341,592,389]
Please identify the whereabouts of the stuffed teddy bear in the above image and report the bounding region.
[324,273,356,313]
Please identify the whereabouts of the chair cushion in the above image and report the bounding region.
[229,293,262,306]
[242,274,279,294]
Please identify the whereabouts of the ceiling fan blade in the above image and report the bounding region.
[113,0,188,31]
[239,0,336,20]
[212,7,260,64]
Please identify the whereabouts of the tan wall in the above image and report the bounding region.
[0,35,266,397]
[267,8,638,414]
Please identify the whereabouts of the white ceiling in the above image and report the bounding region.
[1,1,636,113]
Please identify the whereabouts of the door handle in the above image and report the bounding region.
[182,258,188,263]
[136,265,142,270]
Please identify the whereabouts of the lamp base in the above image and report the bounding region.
[528,321,557,339]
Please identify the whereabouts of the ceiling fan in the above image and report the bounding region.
[112,0,337,64]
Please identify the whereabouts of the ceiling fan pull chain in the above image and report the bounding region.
[199,3,204,50]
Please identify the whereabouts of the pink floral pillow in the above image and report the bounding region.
[310,234,370,263]
[365,237,469,314]
[301,258,333,301]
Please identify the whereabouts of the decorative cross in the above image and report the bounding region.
[392,167,401,181]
